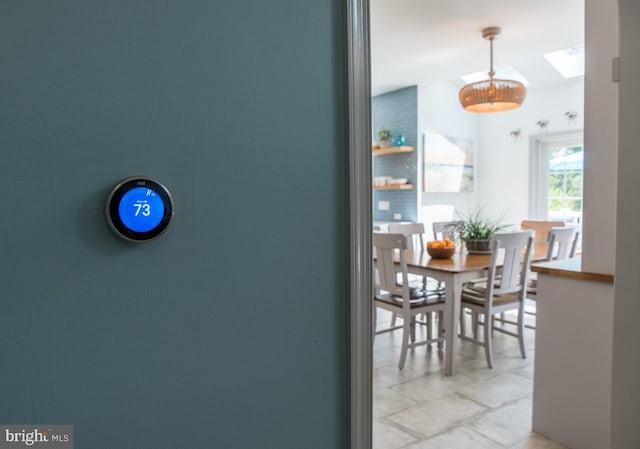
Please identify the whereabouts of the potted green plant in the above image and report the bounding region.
[458,208,512,254]
[377,127,392,147]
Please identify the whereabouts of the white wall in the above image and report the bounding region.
[416,2,618,272]
[611,0,640,447]
[475,80,585,225]
[581,0,619,275]
[532,274,613,449]
[417,81,478,236]
[417,79,584,230]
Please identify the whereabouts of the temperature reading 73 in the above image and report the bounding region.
[133,203,151,216]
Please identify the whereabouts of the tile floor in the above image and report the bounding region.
[373,309,568,449]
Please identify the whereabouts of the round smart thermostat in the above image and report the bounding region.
[106,177,174,242]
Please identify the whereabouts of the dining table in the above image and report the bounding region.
[401,244,548,376]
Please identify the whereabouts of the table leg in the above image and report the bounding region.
[444,273,461,376]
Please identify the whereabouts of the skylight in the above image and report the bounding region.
[544,44,585,78]
[461,65,530,87]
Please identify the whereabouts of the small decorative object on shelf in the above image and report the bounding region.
[393,134,405,146]
[377,127,392,147]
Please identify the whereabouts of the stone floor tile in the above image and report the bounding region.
[373,386,418,419]
[387,393,486,439]
[390,371,475,403]
[372,308,565,449]
[470,398,535,447]
[373,419,418,449]
[403,427,506,449]
[456,372,533,408]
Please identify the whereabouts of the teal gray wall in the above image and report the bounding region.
[372,86,418,222]
[0,1,349,448]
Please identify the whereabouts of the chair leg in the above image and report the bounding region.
[525,297,537,330]
[426,312,433,340]
[459,306,467,337]
[484,313,494,369]
[398,317,411,369]
[518,306,527,359]
[472,312,479,340]
[390,313,397,327]
[410,317,416,343]
[437,311,444,350]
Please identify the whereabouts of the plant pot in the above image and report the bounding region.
[465,239,492,254]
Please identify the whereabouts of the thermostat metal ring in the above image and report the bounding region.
[106,176,174,243]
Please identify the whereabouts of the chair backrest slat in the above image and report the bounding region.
[570,230,581,258]
[546,226,578,261]
[489,231,534,296]
[432,220,463,241]
[373,233,407,296]
[387,223,425,252]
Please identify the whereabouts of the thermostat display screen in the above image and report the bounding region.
[118,187,165,232]
[107,177,174,242]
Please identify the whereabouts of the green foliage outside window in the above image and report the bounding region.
[548,146,583,213]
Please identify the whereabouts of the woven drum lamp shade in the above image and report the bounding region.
[459,79,526,112]
[459,26,526,113]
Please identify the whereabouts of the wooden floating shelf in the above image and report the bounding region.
[374,184,414,190]
[372,146,414,156]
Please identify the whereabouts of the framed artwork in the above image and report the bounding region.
[423,132,474,192]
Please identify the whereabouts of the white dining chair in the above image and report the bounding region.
[546,226,580,260]
[520,219,566,245]
[373,232,447,369]
[387,222,429,288]
[387,222,425,251]
[432,220,463,242]
[387,222,440,330]
[430,220,463,292]
[459,231,534,369]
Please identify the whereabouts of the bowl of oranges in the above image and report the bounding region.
[426,239,456,259]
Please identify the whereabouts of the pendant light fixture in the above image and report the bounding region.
[459,27,526,113]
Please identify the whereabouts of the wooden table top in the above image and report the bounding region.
[402,244,549,274]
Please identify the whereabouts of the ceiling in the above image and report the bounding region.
[371,0,585,96]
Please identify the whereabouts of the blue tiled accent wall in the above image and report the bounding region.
[373,86,418,222]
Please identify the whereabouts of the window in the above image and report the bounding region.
[547,145,583,224]
[530,133,584,226]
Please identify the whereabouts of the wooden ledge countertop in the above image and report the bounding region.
[531,256,614,284]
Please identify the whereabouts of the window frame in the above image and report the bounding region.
[529,131,584,220]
